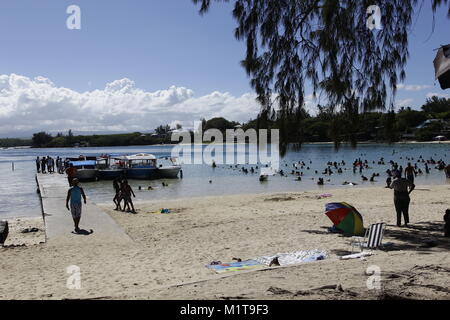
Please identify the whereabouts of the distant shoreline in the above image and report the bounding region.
[2,140,450,150]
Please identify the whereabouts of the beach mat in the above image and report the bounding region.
[206,260,265,274]
[255,250,328,267]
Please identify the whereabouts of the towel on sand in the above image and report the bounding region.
[206,260,265,274]
[255,249,328,267]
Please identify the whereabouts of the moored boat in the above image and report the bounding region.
[117,153,158,180]
[67,157,97,181]
[157,165,181,178]
[96,156,125,180]
[156,157,182,179]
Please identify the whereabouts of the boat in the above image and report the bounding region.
[67,157,97,181]
[156,157,182,179]
[96,156,125,180]
[117,153,158,180]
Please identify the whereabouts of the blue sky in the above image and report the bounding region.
[0,0,247,95]
[0,0,449,137]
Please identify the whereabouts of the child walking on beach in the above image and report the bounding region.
[121,180,136,214]
[113,177,123,211]
[66,178,87,233]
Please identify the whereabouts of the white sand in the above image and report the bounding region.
[1,185,449,300]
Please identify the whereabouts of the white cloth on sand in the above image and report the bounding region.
[256,249,328,266]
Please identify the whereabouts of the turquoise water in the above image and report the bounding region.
[1,143,449,219]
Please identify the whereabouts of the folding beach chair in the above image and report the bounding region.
[351,223,386,253]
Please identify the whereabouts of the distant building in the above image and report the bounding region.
[433,135,447,141]
[415,119,442,130]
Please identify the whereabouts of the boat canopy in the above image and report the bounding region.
[70,160,96,166]
[116,153,157,161]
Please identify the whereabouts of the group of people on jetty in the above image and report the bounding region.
[35,155,138,233]
[35,156,67,174]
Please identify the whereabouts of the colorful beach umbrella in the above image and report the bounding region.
[325,203,364,236]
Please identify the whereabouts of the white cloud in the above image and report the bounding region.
[396,98,414,108]
[397,84,431,91]
[0,74,263,136]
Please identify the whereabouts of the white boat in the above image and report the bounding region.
[157,165,181,178]
[96,156,124,180]
[156,157,182,179]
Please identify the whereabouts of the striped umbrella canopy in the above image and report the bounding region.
[325,203,364,236]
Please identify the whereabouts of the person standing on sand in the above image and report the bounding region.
[390,173,415,227]
[66,178,87,233]
[65,163,77,186]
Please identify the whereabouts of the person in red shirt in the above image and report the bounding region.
[65,163,77,186]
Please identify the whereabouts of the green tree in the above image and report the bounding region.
[32,132,53,147]
[193,0,449,146]
[416,121,445,141]
[421,96,450,115]
[396,108,428,133]
[67,129,74,146]
[381,110,399,143]
[204,117,238,132]
[155,125,171,135]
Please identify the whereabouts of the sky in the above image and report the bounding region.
[0,0,449,137]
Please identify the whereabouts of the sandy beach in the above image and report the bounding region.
[1,185,449,300]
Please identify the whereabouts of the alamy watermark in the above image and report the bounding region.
[65,4,381,31]
[66,5,81,30]
[66,265,81,290]
[367,5,383,30]
[171,121,280,170]
[366,265,382,290]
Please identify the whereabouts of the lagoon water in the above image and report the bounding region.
[1,143,450,219]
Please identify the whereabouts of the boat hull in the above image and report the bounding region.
[76,169,97,181]
[157,166,181,179]
[97,169,124,180]
[125,168,157,180]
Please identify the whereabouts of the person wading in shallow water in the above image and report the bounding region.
[405,163,416,184]
[390,173,415,227]
[66,178,87,233]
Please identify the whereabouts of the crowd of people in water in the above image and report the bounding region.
[211,153,450,228]
[213,154,450,187]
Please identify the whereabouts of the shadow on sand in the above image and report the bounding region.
[383,221,450,252]
[302,222,450,253]
[72,229,94,236]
